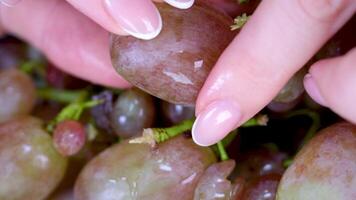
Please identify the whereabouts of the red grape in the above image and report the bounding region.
[277,123,356,200]
[74,136,216,199]
[53,120,86,157]
[110,3,235,105]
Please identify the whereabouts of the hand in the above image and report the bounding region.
[192,0,356,146]
[0,0,193,87]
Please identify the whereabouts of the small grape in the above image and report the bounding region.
[277,123,356,200]
[241,174,281,200]
[0,37,27,70]
[0,117,67,200]
[53,120,86,157]
[0,69,36,123]
[110,3,236,105]
[91,91,114,134]
[74,136,216,200]
[194,160,240,200]
[235,147,287,181]
[110,88,155,139]
[272,68,307,104]
[161,101,195,124]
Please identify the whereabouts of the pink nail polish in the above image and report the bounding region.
[304,73,327,107]
[192,100,241,146]
[164,0,194,9]
[104,0,162,40]
[1,0,22,7]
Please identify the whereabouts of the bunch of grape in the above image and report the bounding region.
[0,1,355,200]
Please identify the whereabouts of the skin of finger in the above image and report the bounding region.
[66,0,127,35]
[196,0,356,124]
[308,48,356,124]
[0,0,130,88]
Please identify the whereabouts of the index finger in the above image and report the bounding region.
[192,0,356,146]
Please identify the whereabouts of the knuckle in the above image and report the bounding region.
[298,0,349,23]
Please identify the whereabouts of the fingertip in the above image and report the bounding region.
[163,0,194,9]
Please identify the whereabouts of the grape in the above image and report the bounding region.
[235,147,287,181]
[201,0,260,17]
[0,117,67,200]
[74,136,216,200]
[110,3,235,105]
[271,68,307,104]
[161,101,195,124]
[276,123,356,200]
[241,174,281,200]
[91,91,114,133]
[0,37,27,70]
[53,120,86,157]
[0,69,36,123]
[110,88,155,139]
[50,189,74,200]
[45,64,88,89]
[194,160,242,200]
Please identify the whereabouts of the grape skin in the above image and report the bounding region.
[0,70,36,123]
[0,117,67,200]
[277,123,356,200]
[110,89,155,139]
[110,3,235,105]
[74,136,216,200]
[53,120,86,157]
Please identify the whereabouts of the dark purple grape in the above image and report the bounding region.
[74,136,216,200]
[110,3,235,105]
[0,117,67,200]
[91,91,114,133]
[0,69,36,123]
[235,147,287,181]
[201,0,260,17]
[45,63,88,89]
[161,101,195,124]
[194,160,242,200]
[0,37,27,70]
[53,120,86,157]
[110,88,155,138]
[241,174,281,200]
[277,123,356,200]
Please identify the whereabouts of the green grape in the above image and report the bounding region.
[74,136,216,200]
[0,117,67,200]
[194,160,242,200]
[0,69,36,123]
[110,89,155,139]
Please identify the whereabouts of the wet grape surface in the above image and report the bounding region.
[110,3,236,105]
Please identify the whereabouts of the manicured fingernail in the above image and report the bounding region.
[104,0,162,40]
[304,73,327,107]
[1,0,22,7]
[192,100,241,146]
[164,0,194,9]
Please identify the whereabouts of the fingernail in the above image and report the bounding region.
[192,100,241,146]
[304,73,327,107]
[103,0,162,40]
[164,0,194,9]
[1,0,22,7]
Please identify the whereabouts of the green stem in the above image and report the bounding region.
[241,114,268,128]
[217,141,229,161]
[46,99,103,132]
[286,109,320,149]
[37,88,88,103]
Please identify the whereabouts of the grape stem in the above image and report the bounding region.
[286,109,320,149]
[217,141,229,161]
[129,114,268,147]
[37,88,88,103]
[46,99,103,132]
